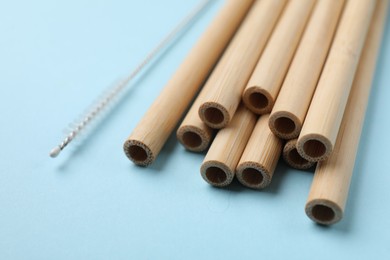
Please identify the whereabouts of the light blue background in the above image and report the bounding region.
[1,0,390,259]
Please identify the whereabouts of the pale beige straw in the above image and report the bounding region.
[123,0,255,166]
[198,0,287,129]
[201,104,256,187]
[242,0,316,115]
[236,114,283,189]
[296,0,376,162]
[269,0,345,139]
[176,91,215,152]
[305,0,388,225]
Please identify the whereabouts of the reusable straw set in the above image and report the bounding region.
[52,0,389,226]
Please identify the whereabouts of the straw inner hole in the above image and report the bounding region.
[242,168,263,185]
[182,131,202,148]
[128,145,148,162]
[303,139,326,158]
[249,92,268,109]
[204,107,224,125]
[311,205,335,223]
[205,167,227,184]
[288,147,309,166]
[274,117,296,135]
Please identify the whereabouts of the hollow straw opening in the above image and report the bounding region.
[182,131,202,149]
[311,205,336,223]
[303,139,326,158]
[274,117,296,135]
[249,92,269,110]
[204,107,224,125]
[305,200,343,225]
[127,145,148,163]
[288,147,310,166]
[241,168,264,185]
[205,166,227,184]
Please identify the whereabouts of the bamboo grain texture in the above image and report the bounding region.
[201,104,257,187]
[198,0,288,129]
[296,0,376,162]
[269,0,345,140]
[305,0,388,225]
[242,0,316,115]
[123,0,255,166]
[177,88,215,152]
[120,0,390,226]
[236,114,283,189]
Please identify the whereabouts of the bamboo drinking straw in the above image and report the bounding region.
[282,139,315,170]
[305,0,388,225]
[236,114,283,189]
[198,0,287,129]
[268,0,345,140]
[201,104,256,187]
[296,0,376,162]
[177,0,287,150]
[176,90,215,152]
[123,0,255,166]
[242,0,316,115]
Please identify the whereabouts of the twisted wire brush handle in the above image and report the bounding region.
[49,0,214,158]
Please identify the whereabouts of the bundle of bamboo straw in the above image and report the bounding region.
[123,0,388,225]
